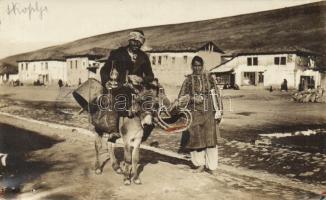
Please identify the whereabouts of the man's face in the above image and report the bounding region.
[128,39,142,52]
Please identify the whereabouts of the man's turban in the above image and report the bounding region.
[129,31,145,44]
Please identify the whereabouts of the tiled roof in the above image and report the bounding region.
[0,62,18,74]
[146,41,224,53]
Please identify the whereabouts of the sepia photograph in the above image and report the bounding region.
[0,0,325,199]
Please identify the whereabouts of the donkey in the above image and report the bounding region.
[92,80,159,185]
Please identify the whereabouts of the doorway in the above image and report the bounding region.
[258,72,264,85]
[299,76,315,90]
[243,72,256,85]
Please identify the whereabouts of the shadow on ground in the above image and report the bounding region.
[104,147,192,178]
[0,123,64,199]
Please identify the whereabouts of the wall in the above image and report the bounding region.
[197,51,222,70]
[0,74,9,84]
[18,60,67,85]
[148,51,222,86]
[232,53,320,89]
[295,69,321,89]
[66,57,89,86]
[320,72,326,89]
[148,52,196,86]
[293,54,320,89]
[8,74,19,81]
[66,57,102,86]
[48,61,67,84]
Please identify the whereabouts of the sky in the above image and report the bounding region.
[0,0,323,59]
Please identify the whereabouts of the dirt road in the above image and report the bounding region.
[0,114,324,200]
[1,86,326,184]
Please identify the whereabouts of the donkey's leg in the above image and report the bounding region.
[120,117,132,185]
[122,142,132,185]
[131,137,142,184]
[107,141,122,174]
[94,133,103,174]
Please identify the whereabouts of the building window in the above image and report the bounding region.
[243,72,256,85]
[247,58,252,66]
[21,64,24,71]
[274,56,286,65]
[172,57,175,64]
[25,63,28,70]
[152,56,156,65]
[281,57,286,65]
[183,56,187,64]
[253,57,258,65]
[75,60,78,69]
[244,72,250,78]
[164,55,168,62]
[45,62,48,70]
[247,57,258,66]
[70,61,73,69]
[33,65,36,71]
[158,56,162,65]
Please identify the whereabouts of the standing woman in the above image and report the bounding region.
[178,56,223,173]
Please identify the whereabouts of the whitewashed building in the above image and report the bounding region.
[17,58,67,85]
[65,48,109,86]
[210,47,321,89]
[0,63,18,84]
[146,41,224,85]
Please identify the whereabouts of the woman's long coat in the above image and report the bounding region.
[179,72,222,150]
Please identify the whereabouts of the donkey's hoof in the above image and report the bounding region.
[112,163,122,174]
[133,178,142,185]
[123,179,131,185]
[115,168,123,174]
[95,168,102,175]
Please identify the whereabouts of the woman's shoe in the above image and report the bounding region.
[193,165,205,173]
[206,169,218,175]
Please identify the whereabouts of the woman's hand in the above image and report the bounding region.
[178,95,191,107]
[192,95,204,104]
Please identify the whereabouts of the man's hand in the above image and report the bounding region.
[178,95,191,108]
[128,75,143,85]
[215,110,223,121]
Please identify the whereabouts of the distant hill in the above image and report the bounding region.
[1,1,325,72]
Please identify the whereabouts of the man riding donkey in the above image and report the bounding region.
[80,30,190,185]
[95,30,157,184]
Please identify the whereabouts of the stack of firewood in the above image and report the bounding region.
[292,87,325,103]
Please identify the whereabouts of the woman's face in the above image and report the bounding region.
[192,60,203,74]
